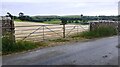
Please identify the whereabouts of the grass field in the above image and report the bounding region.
[43,20,61,24]
[15,19,61,24]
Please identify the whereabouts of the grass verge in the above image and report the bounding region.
[70,26,117,39]
[2,36,48,55]
[49,38,70,42]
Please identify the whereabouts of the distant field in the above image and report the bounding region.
[15,20,61,24]
[14,21,89,41]
[14,21,51,26]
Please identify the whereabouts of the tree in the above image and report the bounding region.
[19,12,24,17]
[18,12,25,21]
[81,14,83,17]
[81,14,84,23]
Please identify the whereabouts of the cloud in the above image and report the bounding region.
[1,0,118,16]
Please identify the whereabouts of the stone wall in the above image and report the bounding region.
[1,16,15,44]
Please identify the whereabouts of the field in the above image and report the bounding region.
[14,21,89,41]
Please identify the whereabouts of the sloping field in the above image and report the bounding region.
[14,22,89,41]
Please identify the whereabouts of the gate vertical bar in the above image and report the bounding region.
[43,25,45,41]
[77,25,78,35]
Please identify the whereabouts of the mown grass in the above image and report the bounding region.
[2,36,48,55]
[70,26,117,39]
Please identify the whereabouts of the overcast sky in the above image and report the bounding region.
[1,0,119,16]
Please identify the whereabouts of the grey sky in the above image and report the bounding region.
[1,0,119,16]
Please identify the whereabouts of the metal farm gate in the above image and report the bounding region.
[15,24,89,41]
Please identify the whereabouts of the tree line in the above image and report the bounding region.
[14,12,118,23]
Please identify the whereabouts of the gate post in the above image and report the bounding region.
[63,24,66,38]
[60,19,67,38]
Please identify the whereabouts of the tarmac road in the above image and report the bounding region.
[2,36,119,65]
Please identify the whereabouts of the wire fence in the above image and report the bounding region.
[15,24,89,41]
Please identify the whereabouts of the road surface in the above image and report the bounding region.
[3,36,119,65]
